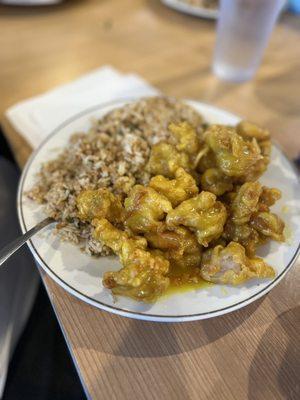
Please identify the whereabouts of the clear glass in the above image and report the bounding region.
[213,0,285,82]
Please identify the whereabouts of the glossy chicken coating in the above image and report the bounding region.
[251,212,285,242]
[169,122,200,157]
[166,192,227,247]
[92,218,147,254]
[200,168,233,196]
[258,187,281,210]
[124,185,172,234]
[236,121,270,141]
[222,184,284,255]
[204,125,262,178]
[196,148,216,173]
[74,116,284,302]
[236,122,271,181]
[145,224,202,269]
[259,139,271,157]
[240,141,271,181]
[241,158,268,182]
[76,188,123,223]
[93,218,170,301]
[230,182,262,225]
[223,222,261,257]
[103,247,170,301]
[149,168,199,207]
[200,242,275,285]
[147,142,190,178]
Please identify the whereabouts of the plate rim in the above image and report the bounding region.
[17,98,300,322]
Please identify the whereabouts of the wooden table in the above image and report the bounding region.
[1,1,299,399]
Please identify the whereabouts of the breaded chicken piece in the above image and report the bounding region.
[145,224,202,270]
[236,121,271,181]
[169,122,201,157]
[92,218,146,254]
[166,191,227,247]
[200,168,233,196]
[103,243,170,302]
[236,121,270,141]
[258,187,281,211]
[124,185,172,234]
[251,212,285,242]
[204,125,262,178]
[93,218,170,301]
[200,241,275,285]
[147,142,191,178]
[222,222,261,257]
[230,182,262,225]
[149,168,198,207]
[76,188,124,223]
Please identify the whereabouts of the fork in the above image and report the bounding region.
[0,217,55,267]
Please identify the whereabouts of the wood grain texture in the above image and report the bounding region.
[1,1,299,399]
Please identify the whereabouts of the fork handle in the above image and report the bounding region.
[0,217,54,267]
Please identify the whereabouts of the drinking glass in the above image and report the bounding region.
[213,0,285,82]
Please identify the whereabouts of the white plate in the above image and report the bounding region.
[18,99,300,322]
[161,0,219,19]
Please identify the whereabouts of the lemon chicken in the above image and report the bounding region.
[166,191,227,247]
[222,182,285,256]
[149,167,198,207]
[76,120,283,302]
[93,218,170,301]
[200,242,275,285]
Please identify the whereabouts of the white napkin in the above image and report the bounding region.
[5,66,159,149]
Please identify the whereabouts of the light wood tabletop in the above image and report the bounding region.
[1,1,299,399]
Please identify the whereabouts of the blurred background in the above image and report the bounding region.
[0,1,299,399]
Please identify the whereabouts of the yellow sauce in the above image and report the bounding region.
[160,263,214,299]
[163,279,213,299]
[281,205,289,214]
[220,286,229,296]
